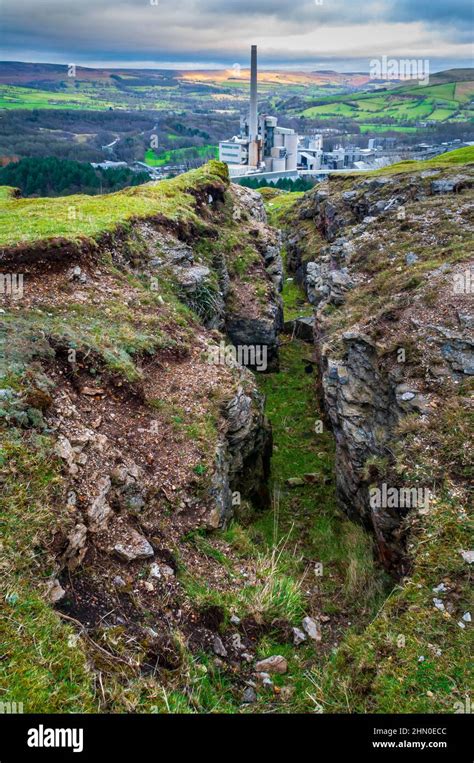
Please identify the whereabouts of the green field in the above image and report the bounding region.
[299,80,474,126]
[144,145,218,167]
[359,124,418,133]
[0,82,174,111]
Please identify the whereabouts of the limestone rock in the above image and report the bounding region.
[212,635,228,658]
[255,655,288,674]
[114,530,154,562]
[303,616,322,642]
[63,523,88,570]
[293,627,307,645]
[55,435,78,475]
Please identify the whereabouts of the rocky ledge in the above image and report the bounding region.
[287,161,474,570]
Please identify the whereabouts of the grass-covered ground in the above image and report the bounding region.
[144,145,218,167]
[0,160,228,248]
[278,154,474,713]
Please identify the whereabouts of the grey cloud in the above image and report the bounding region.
[387,0,473,25]
[0,0,471,65]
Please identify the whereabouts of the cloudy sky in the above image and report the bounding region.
[1,0,473,70]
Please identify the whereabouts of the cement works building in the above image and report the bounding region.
[219,45,298,179]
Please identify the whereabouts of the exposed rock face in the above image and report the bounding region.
[321,333,401,566]
[283,315,314,342]
[289,164,474,570]
[115,184,284,368]
[207,382,272,529]
[225,385,272,508]
[287,169,474,303]
[225,185,284,371]
[225,306,283,373]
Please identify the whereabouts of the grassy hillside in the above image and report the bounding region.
[299,76,474,128]
[0,62,373,112]
[0,161,228,248]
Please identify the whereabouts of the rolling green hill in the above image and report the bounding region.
[299,74,474,130]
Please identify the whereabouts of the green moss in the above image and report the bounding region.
[261,191,304,227]
[281,274,313,321]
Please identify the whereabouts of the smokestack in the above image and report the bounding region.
[249,45,258,141]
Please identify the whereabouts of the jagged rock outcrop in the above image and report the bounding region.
[290,162,474,569]
[225,185,284,370]
[287,169,474,304]
[208,383,271,528]
[0,163,280,655]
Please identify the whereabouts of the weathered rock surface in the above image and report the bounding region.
[207,381,272,528]
[287,164,474,570]
[113,529,154,562]
[283,315,314,342]
[255,655,288,674]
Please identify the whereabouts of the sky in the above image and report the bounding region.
[1,0,473,71]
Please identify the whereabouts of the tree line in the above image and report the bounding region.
[0,157,149,197]
[237,176,316,192]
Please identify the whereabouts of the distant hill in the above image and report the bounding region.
[0,61,372,88]
[428,68,474,84]
[0,60,385,113]
[298,68,474,129]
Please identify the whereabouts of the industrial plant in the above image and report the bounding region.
[219,46,299,180]
[218,46,404,181]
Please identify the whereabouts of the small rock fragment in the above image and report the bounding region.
[286,477,305,487]
[255,655,287,674]
[149,563,162,579]
[302,616,322,642]
[242,686,257,704]
[114,530,154,562]
[405,252,418,266]
[212,635,228,658]
[292,627,307,646]
[231,633,242,650]
[46,579,65,604]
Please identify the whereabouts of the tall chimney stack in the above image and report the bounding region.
[249,45,258,141]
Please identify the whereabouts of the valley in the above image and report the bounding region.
[0,150,472,713]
